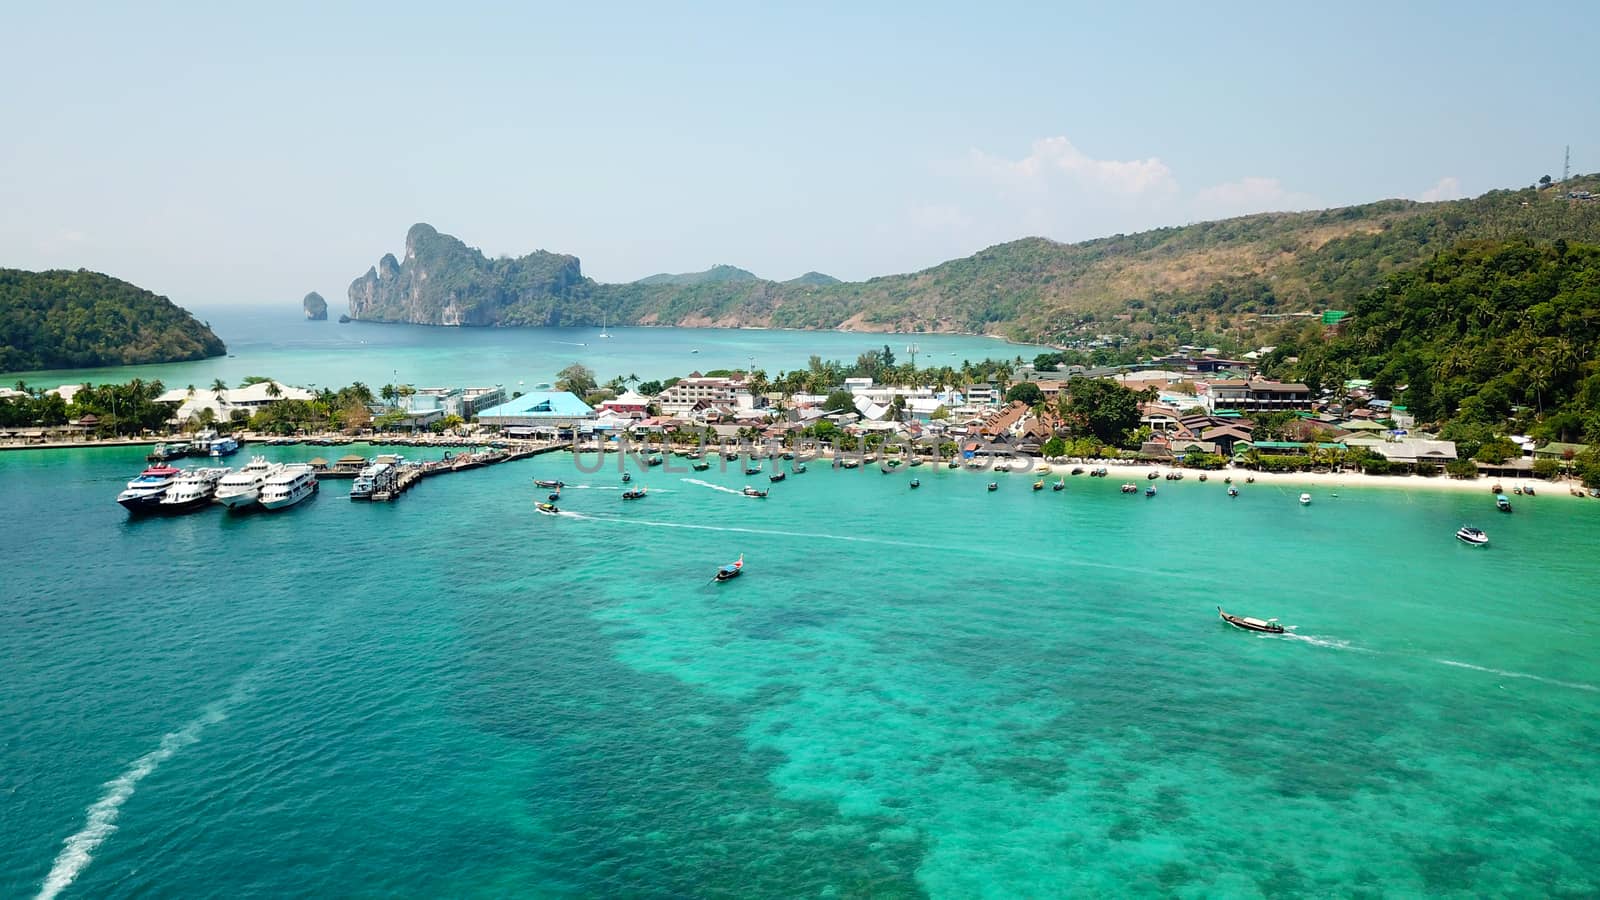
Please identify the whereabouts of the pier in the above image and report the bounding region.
[333,441,562,502]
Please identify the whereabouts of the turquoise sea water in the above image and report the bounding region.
[5,445,1600,896]
[1,307,1043,389]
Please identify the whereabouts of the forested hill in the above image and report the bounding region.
[0,269,226,372]
[345,179,1600,339]
[1270,238,1600,443]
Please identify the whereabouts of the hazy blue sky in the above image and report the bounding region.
[2,1,1594,309]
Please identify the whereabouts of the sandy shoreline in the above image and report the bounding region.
[1029,459,1585,498]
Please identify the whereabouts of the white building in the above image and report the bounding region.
[156,381,316,421]
[656,374,758,416]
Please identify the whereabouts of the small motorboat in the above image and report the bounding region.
[1052,480,1065,492]
[947,460,960,469]
[1228,486,1239,498]
[908,458,923,467]
[1490,483,1503,495]
[1218,607,1285,634]
[793,463,808,474]
[723,451,739,462]
[768,472,786,483]
[1032,480,1044,491]
[909,478,921,489]
[1071,467,1084,476]
[1496,493,1512,512]
[742,486,768,498]
[745,464,761,475]
[1456,525,1489,546]
[1145,486,1157,497]
[621,487,647,500]
[1198,473,1208,482]
[534,479,565,489]
[621,472,632,483]
[692,460,710,472]
[840,459,860,470]
[1224,476,1233,484]
[713,554,744,582]
[1095,468,1108,477]
[987,482,999,492]
[1524,485,1536,496]
[1299,493,1312,505]
[1121,482,1138,493]
[1246,476,1256,483]
[782,452,795,460]
[547,492,561,502]
[647,455,664,467]
[1512,485,1523,495]
[536,502,560,515]
[1147,471,1159,480]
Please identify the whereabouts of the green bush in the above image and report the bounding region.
[1445,459,1479,479]
[1532,458,1562,479]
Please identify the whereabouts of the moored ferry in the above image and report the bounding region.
[158,467,229,513]
[215,457,283,508]
[146,441,191,462]
[259,465,319,511]
[116,465,182,511]
[208,435,241,458]
[350,462,395,500]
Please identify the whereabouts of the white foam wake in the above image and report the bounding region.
[680,478,747,496]
[1435,659,1599,692]
[566,511,942,550]
[37,698,230,899]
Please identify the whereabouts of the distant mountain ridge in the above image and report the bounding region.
[0,268,226,372]
[344,178,1600,339]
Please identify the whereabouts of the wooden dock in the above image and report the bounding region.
[353,442,560,502]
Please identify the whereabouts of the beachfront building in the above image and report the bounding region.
[656,373,759,416]
[597,390,652,419]
[1203,378,1314,412]
[156,381,317,422]
[475,391,595,439]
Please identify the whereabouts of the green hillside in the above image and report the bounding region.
[345,178,1600,341]
[0,268,226,372]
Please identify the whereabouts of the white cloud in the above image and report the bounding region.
[968,136,1178,198]
[1190,176,1317,219]
[1417,176,1462,203]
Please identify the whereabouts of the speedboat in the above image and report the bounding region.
[1228,486,1240,497]
[258,465,318,511]
[713,554,743,582]
[1456,526,1489,546]
[793,463,807,474]
[1496,493,1513,512]
[768,472,786,483]
[745,463,761,475]
[987,482,998,492]
[692,460,710,472]
[215,457,282,508]
[117,465,182,511]
[1218,607,1285,634]
[536,501,560,515]
[158,467,227,513]
[1032,480,1044,491]
[647,455,664,467]
[1071,467,1084,476]
[1299,493,1312,505]
[909,478,920,489]
[1052,480,1065,492]
[1145,486,1157,497]
[742,486,768,498]
[533,479,565,489]
[621,487,648,500]
[621,472,632,483]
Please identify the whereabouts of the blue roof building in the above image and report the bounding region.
[476,391,595,434]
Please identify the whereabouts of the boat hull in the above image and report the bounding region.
[215,488,261,508]
[117,492,168,512]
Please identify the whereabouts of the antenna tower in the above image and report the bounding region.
[1564,145,1571,183]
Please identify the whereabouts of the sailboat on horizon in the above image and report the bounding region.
[599,310,610,339]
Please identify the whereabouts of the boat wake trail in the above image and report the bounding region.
[36,672,255,900]
[680,478,747,496]
[1279,631,1366,652]
[1435,659,1599,692]
[565,511,944,550]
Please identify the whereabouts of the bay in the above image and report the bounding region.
[4,443,1600,897]
[2,307,1043,389]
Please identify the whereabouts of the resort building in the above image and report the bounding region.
[475,391,595,438]
[597,390,652,419]
[1203,378,1314,412]
[656,374,759,416]
[156,381,316,421]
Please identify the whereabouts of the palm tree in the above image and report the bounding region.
[210,378,228,419]
[265,381,283,400]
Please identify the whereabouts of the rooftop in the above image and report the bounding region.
[476,391,594,419]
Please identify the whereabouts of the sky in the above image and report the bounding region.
[2,1,1595,310]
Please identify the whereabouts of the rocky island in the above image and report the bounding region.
[303,291,328,320]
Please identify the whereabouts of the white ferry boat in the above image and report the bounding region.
[350,462,394,500]
[116,465,182,511]
[259,465,319,511]
[215,457,282,508]
[158,467,229,513]
[189,428,220,456]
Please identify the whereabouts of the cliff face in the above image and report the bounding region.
[347,223,591,326]
[302,291,328,320]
